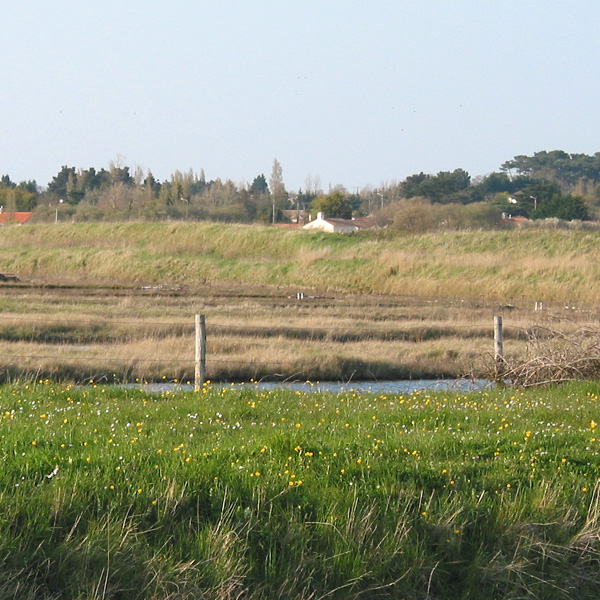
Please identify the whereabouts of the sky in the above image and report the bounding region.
[2,1,600,192]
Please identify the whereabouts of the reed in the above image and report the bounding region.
[0,278,596,382]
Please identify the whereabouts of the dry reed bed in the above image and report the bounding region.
[0,281,592,382]
[0,322,498,383]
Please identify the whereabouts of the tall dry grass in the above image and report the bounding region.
[0,280,594,382]
[0,222,599,381]
[1,223,600,303]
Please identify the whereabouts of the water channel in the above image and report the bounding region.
[136,379,490,395]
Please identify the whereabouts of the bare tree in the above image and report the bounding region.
[269,158,286,200]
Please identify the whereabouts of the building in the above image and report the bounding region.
[303,212,376,233]
[282,209,309,225]
[0,212,33,225]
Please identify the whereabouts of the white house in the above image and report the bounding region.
[303,212,375,233]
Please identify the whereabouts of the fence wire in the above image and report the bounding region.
[0,313,566,381]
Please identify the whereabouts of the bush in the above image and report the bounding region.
[390,198,503,232]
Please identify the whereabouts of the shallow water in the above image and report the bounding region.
[135,379,490,395]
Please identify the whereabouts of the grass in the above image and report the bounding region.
[2,223,600,303]
[0,280,597,383]
[2,380,600,598]
[1,221,600,382]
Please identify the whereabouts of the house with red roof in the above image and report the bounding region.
[0,212,32,225]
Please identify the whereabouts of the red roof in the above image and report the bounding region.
[0,212,32,224]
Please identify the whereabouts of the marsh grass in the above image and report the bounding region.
[2,223,600,302]
[0,280,596,382]
[2,381,600,598]
[1,221,600,381]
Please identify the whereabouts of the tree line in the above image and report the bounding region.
[1,150,599,229]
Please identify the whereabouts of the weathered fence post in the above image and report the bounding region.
[494,315,504,377]
[195,314,206,391]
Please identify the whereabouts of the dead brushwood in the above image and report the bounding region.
[484,326,600,387]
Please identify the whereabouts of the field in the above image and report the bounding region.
[2,381,600,599]
[0,222,600,383]
[2,222,600,598]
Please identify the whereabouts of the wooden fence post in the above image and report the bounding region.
[494,315,504,376]
[195,314,206,391]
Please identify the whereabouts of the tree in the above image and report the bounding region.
[109,165,133,186]
[533,194,589,221]
[269,158,286,203]
[304,173,322,197]
[17,180,38,195]
[0,187,37,211]
[518,182,562,217]
[0,175,15,188]
[401,169,472,203]
[310,191,352,219]
[250,174,269,195]
[478,172,514,200]
[501,150,600,190]
[401,172,428,198]
[47,166,76,198]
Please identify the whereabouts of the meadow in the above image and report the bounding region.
[2,381,600,599]
[1,221,600,303]
[2,223,600,597]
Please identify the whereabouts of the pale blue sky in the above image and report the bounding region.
[2,1,599,191]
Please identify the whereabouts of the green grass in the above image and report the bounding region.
[2,380,600,598]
